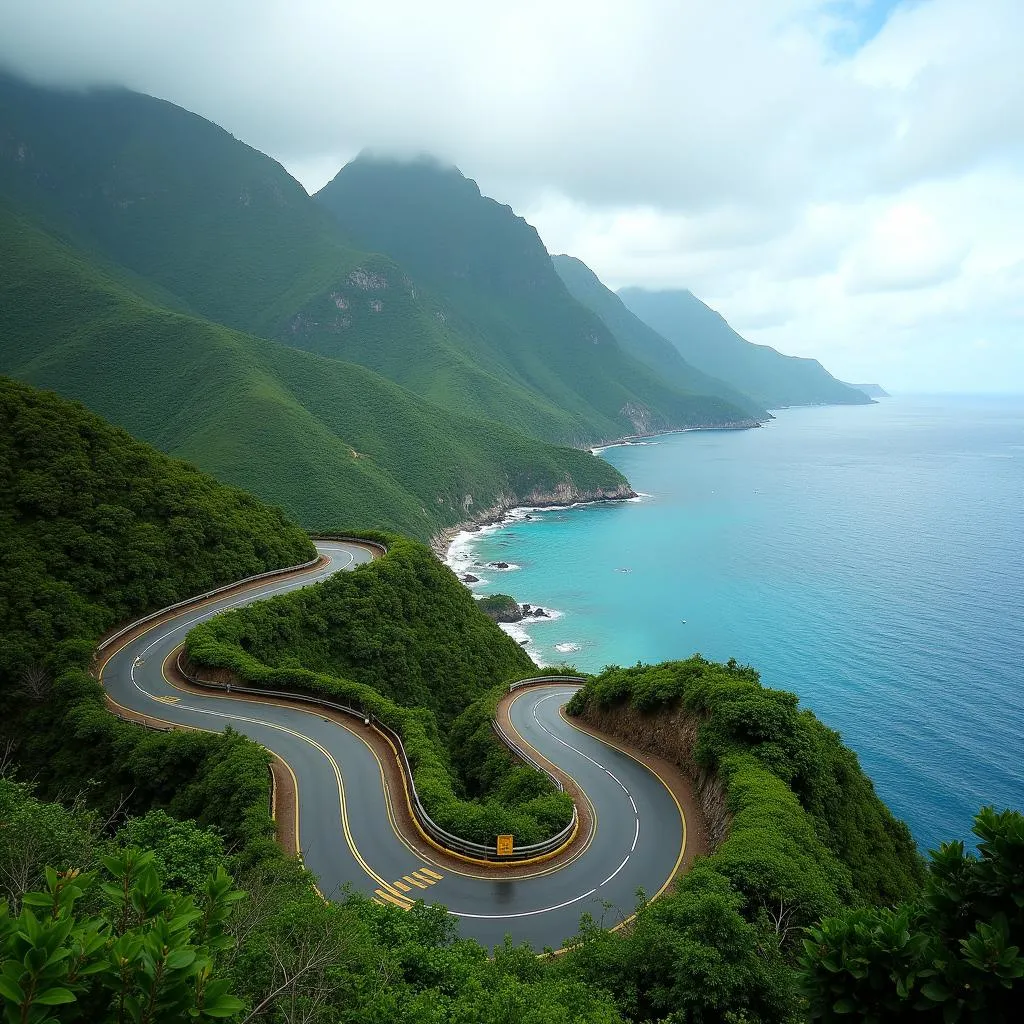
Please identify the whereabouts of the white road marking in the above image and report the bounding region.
[121,561,653,925]
[601,855,630,887]
[453,887,599,920]
[139,550,354,655]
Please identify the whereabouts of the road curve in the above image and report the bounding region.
[100,541,685,949]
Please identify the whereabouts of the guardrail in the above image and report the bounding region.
[508,675,588,692]
[176,651,582,861]
[97,554,322,653]
[97,536,387,656]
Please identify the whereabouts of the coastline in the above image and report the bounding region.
[429,482,637,559]
[589,420,760,455]
[430,421,761,558]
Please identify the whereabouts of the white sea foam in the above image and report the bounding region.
[497,621,538,664]
[554,642,581,653]
[520,606,563,623]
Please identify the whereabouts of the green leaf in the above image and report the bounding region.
[165,950,196,971]
[34,988,77,1006]
[0,975,26,1003]
[203,994,244,1017]
[920,980,952,1003]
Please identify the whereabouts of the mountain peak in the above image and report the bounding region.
[323,151,480,202]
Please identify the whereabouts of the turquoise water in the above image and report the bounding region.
[450,396,1024,851]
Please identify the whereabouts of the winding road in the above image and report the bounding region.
[99,540,686,950]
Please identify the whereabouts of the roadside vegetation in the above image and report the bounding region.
[185,534,574,846]
[1,378,1020,1021]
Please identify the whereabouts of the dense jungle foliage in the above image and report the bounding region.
[0,376,314,694]
[0,778,624,1024]
[800,806,1024,1022]
[1,73,759,450]
[316,154,759,439]
[185,535,573,845]
[567,657,924,907]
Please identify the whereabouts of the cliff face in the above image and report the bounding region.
[576,702,732,850]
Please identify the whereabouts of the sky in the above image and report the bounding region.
[1,0,1022,392]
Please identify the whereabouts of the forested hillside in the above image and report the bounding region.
[0,203,630,539]
[619,287,871,409]
[0,75,757,447]
[553,253,768,420]
[316,155,759,440]
[0,376,314,864]
[0,376,313,693]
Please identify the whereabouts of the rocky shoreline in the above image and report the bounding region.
[429,480,636,558]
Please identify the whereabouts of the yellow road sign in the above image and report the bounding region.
[497,834,514,857]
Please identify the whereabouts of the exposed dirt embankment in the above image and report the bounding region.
[576,703,732,851]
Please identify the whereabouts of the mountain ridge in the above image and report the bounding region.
[0,198,629,541]
[552,253,770,420]
[618,286,871,409]
[315,154,761,440]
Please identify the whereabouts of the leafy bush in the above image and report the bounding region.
[0,848,245,1023]
[800,806,1024,1021]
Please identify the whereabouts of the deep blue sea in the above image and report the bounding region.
[448,396,1024,851]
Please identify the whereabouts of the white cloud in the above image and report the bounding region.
[0,0,1021,390]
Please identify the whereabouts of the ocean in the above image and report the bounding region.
[447,395,1024,851]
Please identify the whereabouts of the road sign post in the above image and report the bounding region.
[496,834,514,857]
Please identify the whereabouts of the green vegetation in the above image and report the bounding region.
[0,825,244,1023]
[0,203,629,541]
[0,376,313,692]
[0,778,622,1024]
[618,287,871,409]
[476,594,523,622]
[552,254,768,421]
[316,155,758,441]
[1,71,1019,1024]
[561,656,928,1020]
[185,535,573,845]
[568,657,924,908]
[801,806,1024,1021]
[2,74,760,450]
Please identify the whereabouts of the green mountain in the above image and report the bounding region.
[0,201,629,540]
[315,155,759,441]
[845,382,890,398]
[618,287,871,409]
[551,254,768,420]
[0,76,756,447]
[0,75,590,444]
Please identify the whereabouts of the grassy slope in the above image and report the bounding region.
[618,287,872,409]
[0,75,674,445]
[552,254,769,420]
[315,156,758,441]
[0,203,628,539]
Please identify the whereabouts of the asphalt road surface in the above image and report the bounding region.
[100,540,685,949]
